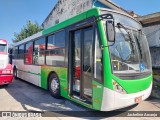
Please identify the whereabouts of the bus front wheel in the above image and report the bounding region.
[49,73,61,99]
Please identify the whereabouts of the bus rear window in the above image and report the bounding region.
[0,44,7,52]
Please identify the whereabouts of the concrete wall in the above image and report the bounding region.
[150,47,160,68]
[143,24,160,68]
[137,12,160,68]
[42,0,92,29]
[143,24,160,48]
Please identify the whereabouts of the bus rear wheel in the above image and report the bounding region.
[49,73,61,98]
[13,67,17,79]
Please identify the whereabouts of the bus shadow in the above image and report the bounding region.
[0,84,9,88]
[46,104,138,118]
[5,78,89,111]
[4,78,138,118]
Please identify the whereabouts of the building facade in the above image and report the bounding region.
[42,0,129,29]
[138,12,160,68]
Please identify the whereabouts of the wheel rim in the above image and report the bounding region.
[51,77,59,93]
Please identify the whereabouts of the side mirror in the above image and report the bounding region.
[98,14,115,43]
[106,18,115,42]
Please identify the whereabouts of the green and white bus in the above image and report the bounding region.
[12,8,152,111]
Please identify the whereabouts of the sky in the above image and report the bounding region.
[112,0,160,16]
[0,0,160,45]
[0,0,58,45]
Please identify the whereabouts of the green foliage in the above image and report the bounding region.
[12,20,43,43]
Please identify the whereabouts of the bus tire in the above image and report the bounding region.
[13,67,18,79]
[49,73,61,99]
[3,84,9,87]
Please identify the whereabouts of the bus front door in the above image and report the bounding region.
[69,26,94,104]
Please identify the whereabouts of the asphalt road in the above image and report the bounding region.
[0,78,160,120]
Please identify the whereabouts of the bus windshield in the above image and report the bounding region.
[109,25,152,75]
[0,44,7,53]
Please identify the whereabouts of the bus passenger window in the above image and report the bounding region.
[33,38,45,65]
[14,46,19,59]
[25,42,33,64]
[46,30,65,66]
[19,45,24,59]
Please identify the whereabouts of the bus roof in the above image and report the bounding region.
[13,31,42,47]
[13,7,140,47]
[99,8,141,25]
[0,39,7,44]
[13,8,100,47]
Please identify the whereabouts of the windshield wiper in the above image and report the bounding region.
[117,23,133,42]
[117,23,135,54]
[135,30,143,60]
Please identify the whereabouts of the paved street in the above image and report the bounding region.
[0,78,160,120]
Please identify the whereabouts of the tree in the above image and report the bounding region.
[12,20,43,43]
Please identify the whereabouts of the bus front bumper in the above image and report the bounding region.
[101,82,152,111]
[0,74,13,85]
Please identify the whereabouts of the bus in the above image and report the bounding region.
[0,39,13,86]
[12,8,152,111]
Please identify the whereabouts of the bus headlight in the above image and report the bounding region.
[112,80,127,94]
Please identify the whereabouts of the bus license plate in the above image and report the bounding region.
[135,96,142,103]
